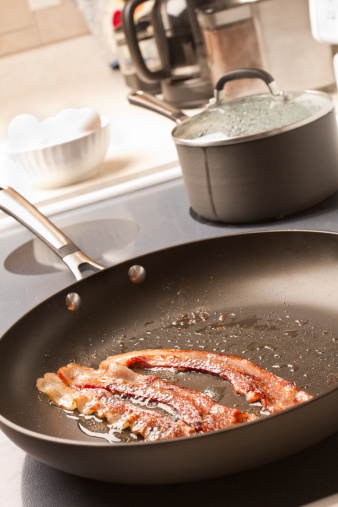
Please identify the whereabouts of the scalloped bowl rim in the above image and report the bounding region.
[1,115,111,155]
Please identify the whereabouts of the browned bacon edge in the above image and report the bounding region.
[37,373,195,441]
[58,363,255,432]
[100,349,313,413]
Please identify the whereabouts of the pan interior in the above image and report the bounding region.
[61,305,337,444]
[0,230,337,444]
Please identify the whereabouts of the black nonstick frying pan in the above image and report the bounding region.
[0,186,337,484]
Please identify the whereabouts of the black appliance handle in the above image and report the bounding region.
[151,0,171,75]
[122,0,171,83]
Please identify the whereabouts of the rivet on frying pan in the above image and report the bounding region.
[65,292,82,311]
[128,265,146,284]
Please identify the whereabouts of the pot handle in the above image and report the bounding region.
[214,68,289,103]
[128,91,189,124]
[0,186,105,281]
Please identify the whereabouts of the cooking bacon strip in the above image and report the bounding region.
[37,373,196,441]
[58,362,255,431]
[100,349,312,413]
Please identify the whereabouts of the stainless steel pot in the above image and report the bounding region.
[128,68,338,223]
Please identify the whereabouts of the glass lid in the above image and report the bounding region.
[172,69,334,146]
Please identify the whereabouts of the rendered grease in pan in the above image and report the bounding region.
[117,307,337,398]
[63,410,141,443]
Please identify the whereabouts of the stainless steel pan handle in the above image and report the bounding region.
[0,186,105,281]
[127,91,189,124]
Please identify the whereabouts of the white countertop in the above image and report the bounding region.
[0,34,181,227]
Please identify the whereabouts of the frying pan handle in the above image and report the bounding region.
[128,91,188,124]
[0,186,105,281]
[214,68,289,103]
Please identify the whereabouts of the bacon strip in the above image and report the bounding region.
[37,372,196,441]
[37,372,78,410]
[100,349,312,413]
[58,362,255,432]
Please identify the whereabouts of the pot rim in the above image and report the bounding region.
[171,90,335,147]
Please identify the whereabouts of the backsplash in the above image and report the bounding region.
[252,0,336,91]
[0,0,89,57]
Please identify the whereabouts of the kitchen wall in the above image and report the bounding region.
[0,0,89,57]
[253,0,336,91]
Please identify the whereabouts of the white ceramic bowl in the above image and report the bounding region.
[1,115,110,189]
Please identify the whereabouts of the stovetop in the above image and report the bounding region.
[1,172,338,507]
[3,172,338,336]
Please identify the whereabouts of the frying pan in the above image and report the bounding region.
[0,186,337,484]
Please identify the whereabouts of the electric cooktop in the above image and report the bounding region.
[1,172,338,507]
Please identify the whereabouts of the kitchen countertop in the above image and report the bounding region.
[0,34,179,223]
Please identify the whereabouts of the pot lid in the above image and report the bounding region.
[172,69,334,146]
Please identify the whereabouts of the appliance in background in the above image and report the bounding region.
[122,0,214,108]
[112,0,162,93]
[71,0,335,96]
[196,1,267,98]
[196,0,336,96]
[309,0,338,86]
[69,0,161,92]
